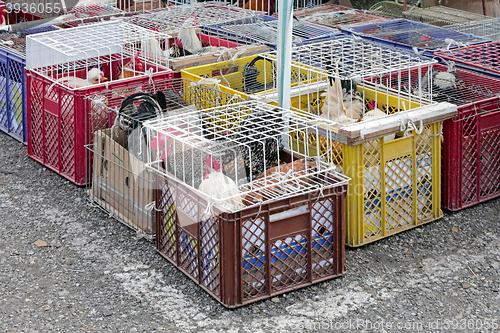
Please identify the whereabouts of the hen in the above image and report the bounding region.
[198,155,244,211]
[120,53,144,80]
[51,68,107,89]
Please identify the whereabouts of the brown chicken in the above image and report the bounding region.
[241,158,317,206]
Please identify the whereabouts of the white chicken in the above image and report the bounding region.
[51,68,107,89]
[179,15,202,55]
[198,155,244,212]
[319,59,363,124]
[357,107,395,142]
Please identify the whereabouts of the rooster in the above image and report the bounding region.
[50,68,107,89]
[198,155,244,211]
[119,53,144,80]
[178,15,203,55]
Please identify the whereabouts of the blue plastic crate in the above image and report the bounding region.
[0,25,61,144]
[342,19,490,58]
[203,15,341,49]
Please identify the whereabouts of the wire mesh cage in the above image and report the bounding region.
[124,4,268,72]
[435,41,500,79]
[258,38,458,246]
[0,25,61,143]
[371,62,500,211]
[57,4,138,28]
[369,2,490,27]
[25,21,174,185]
[343,19,491,58]
[203,15,339,50]
[293,6,393,30]
[86,77,245,238]
[181,53,327,105]
[445,18,500,42]
[144,100,349,307]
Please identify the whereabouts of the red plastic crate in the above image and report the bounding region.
[372,64,500,211]
[155,152,348,308]
[442,97,500,210]
[435,42,500,80]
[26,58,173,186]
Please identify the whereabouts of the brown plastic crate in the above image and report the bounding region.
[154,154,348,308]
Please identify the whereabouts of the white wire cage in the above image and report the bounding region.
[124,3,268,71]
[56,4,139,28]
[293,6,393,30]
[444,18,500,42]
[257,37,442,129]
[203,15,339,50]
[86,77,246,237]
[26,20,172,87]
[143,100,348,215]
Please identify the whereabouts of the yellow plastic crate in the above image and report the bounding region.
[181,54,324,104]
[290,87,452,247]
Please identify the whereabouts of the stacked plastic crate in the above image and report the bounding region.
[25,21,173,185]
[143,100,349,307]
[342,19,490,58]
[433,44,500,210]
[125,3,269,72]
[256,38,457,246]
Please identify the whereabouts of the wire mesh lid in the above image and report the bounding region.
[125,2,263,31]
[59,4,138,28]
[435,41,500,75]
[345,19,490,53]
[260,37,436,80]
[444,18,500,42]
[143,100,349,212]
[204,15,338,47]
[25,20,171,69]
[298,9,392,29]
[0,25,61,56]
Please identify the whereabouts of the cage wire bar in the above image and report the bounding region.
[86,77,246,238]
[148,101,349,307]
[259,38,458,246]
[25,21,174,185]
[124,4,269,72]
[343,19,491,58]
[292,6,393,30]
[58,4,139,28]
[203,15,339,50]
[444,18,500,42]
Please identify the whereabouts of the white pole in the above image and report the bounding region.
[277,0,294,150]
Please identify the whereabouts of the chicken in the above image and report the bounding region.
[51,68,107,90]
[357,106,395,142]
[319,59,363,123]
[233,108,284,181]
[241,159,316,206]
[120,53,144,80]
[198,155,244,212]
[179,15,202,55]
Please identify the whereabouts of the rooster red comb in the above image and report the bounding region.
[205,155,221,172]
[368,100,377,110]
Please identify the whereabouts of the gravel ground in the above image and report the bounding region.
[1,132,499,333]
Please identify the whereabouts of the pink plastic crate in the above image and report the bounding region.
[26,57,173,185]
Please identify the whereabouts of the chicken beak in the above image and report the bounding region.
[100,77,108,82]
